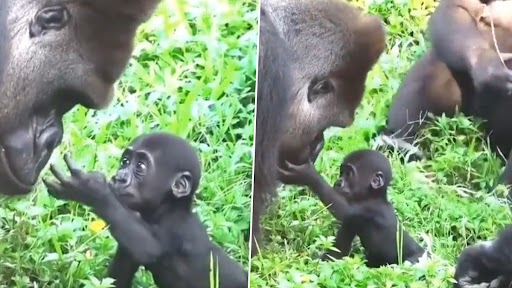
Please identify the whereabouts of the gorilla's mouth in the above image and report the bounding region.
[111,184,137,203]
[0,146,34,191]
[117,191,136,200]
[116,192,139,211]
[310,133,324,151]
[309,132,325,164]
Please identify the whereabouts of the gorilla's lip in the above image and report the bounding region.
[116,193,137,210]
[309,132,325,154]
[112,186,136,200]
[310,133,324,148]
[117,192,135,199]
[0,145,34,191]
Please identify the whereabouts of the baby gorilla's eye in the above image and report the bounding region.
[121,157,130,166]
[136,162,146,170]
[334,178,345,189]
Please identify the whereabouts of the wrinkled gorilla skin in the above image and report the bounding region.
[0,0,158,196]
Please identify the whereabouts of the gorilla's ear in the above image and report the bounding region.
[371,171,385,190]
[171,171,192,198]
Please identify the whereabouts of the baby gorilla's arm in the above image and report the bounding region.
[95,199,165,265]
[44,153,165,265]
[279,161,350,221]
[107,246,139,286]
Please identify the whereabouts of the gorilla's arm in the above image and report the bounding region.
[302,174,351,221]
[485,226,512,274]
[428,0,490,71]
[278,162,350,221]
[108,246,139,285]
[43,154,165,265]
[93,198,166,265]
[428,0,512,93]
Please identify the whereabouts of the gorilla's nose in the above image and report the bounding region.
[34,126,63,178]
[2,124,63,185]
[37,126,62,154]
[114,170,130,186]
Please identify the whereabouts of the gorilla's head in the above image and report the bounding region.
[0,0,158,195]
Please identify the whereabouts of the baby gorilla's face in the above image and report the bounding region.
[110,178,142,211]
[109,147,152,211]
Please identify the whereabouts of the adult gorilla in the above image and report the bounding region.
[0,0,159,196]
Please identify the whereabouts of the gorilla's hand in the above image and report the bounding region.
[471,50,512,95]
[278,160,320,187]
[43,153,113,208]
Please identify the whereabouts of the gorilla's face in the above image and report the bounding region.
[0,0,158,195]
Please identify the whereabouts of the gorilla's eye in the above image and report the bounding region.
[307,78,334,102]
[314,80,333,94]
[29,6,71,38]
[136,162,146,170]
[121,157,130,166]
[334,178,345,189]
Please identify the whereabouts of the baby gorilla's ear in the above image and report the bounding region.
[171,171,193,198]
[370,171,385,190]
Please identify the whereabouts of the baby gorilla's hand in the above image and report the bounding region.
[43,153,112,208]
[278,160,319,187]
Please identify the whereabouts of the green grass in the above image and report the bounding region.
[0,0,256,286]
[249,0,512,287]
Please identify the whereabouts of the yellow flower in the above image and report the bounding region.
[89,219,107,233]
[300,275,312,283]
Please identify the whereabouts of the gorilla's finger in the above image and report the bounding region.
[63,153,82,176]
[42,178,67,199]
[277,166,291,178]
[49,164,69,184]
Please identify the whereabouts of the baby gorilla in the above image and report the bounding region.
[454,225,512,288]
[43,132,248,288]
[280,149,425,267]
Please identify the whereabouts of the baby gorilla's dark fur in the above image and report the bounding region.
[454,225,512,288]
[280,149,425,267]
[43,132,247,288]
